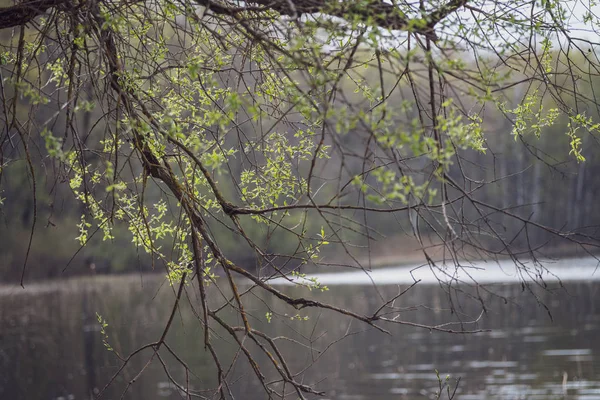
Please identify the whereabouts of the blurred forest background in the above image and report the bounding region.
[2,47,600,283]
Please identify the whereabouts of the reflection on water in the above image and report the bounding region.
[0,266,599,400]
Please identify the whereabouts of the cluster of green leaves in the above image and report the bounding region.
[500,90,595,162]
[240,131,317,212]
[501,91,560,140]
[96,312,116,353]
[291,269,330,291]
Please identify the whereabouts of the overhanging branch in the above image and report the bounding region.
[0,0,468,39]
[0,0,65,29]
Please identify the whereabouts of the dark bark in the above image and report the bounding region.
[0,0,468,40]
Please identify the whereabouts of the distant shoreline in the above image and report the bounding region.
[2,253,599,294]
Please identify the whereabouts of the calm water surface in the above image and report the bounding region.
[1,259,599,400]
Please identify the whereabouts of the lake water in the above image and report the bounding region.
[1,259,600,399]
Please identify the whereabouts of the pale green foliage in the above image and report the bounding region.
[240,132,318,212]
[355,170,432,205]
[75,215,91,246]
[166,263,191,285]
[288,313,309,321]
[16,80,49,105]
[47,58,69,85]
[66,152,115,243]
[540,38,554,74]
[566,113,600,163]
[500,91,596,162]
[437,100,486,155]
[40,128,64,160]
[501,92,560,140]
[96,313,115,353]
[124,199,174,254]
[291,270,329,292]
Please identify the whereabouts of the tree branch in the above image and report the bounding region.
[0,0,65,29]
[0,0,468,41]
